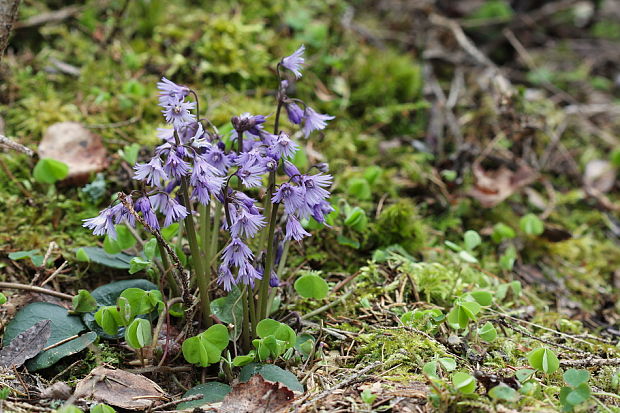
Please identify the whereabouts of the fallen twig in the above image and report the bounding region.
[0,135,33,156]
[0,282,72,300]
[152,394,202,411]
[560,358,620,368]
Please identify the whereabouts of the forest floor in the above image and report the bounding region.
[1,0,620,412]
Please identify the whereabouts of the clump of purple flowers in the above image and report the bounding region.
[83,45,334,333]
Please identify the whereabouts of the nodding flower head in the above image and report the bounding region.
[285,102,304,125]
[281,45,305,79]
[83,207,117,238]
[135,196,160,230]
[157,77,190,107]
[222,237,253,268]
[134,157,168,186]
[217,265,235,292]
[271,132,298,159]
[302,107,334,138]
[285,215,311,241]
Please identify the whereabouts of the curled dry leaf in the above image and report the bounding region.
[38,122,109,186]
[468,161,538,207]
[74,366,166,410]
[0,319,51,368]
[217,375,295,413]
[583,159,616,194]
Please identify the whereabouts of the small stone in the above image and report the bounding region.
[38,122,108,186]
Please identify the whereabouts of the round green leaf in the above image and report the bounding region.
[294,274,329,299]
[125,318,152,349]
[33,158,69,184]
[464,230,481,251]
[103,235,121,255]
[488,384,519,402]
[143,239,158,260]
[528,347,559,374]
[520,213,544,236]
[566,383,591,405]
[438,357,457,372]
[256,319,296,348]
[347,178,372,200]
[452,372,476,394]
[492,223,516,243]
[95,306,121,335]
[0,292,7,305]
[83,279,158,339]
[470,291,493,306]
[75,248,90,262]
[563,369,590,387]
[477,322,497,342]
[72,290,98,313]
[115,225,136,250]
[90,403,116,413]
[210,287,243,340]
[129,257,151,274]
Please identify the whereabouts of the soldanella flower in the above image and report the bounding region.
[271,132,298,159]
[134,157,168,186]
[230,207,266,239]
[285,102,304,125]
[300,173,332,205]
[83,207,117,238]
[222,238,253,268]
[135,196,160,230]
[161,196,188,227]
[157,77,190,106]
[217,265,235,292]
[237,262,261,286]
[163,149,191,178]
[162,96,196,127]
[272,183,305,215]
[285,215,310,241]
[85,46,335,326]
[237,163,264,188]
[302,107,335,138]
[281,45,305,79]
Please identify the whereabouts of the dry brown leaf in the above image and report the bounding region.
[38,122,108,186]
[468,161,538,207]
[74,366,166,410]
[217,375,295,413]
[0,319,51,368]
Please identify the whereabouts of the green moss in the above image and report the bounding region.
[372,201,426,254]
[357,328,448,380]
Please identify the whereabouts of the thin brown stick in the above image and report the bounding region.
[0,282,72,300]
[42,334,80,351]
[40,261,68,287]
[152,394,202,411]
